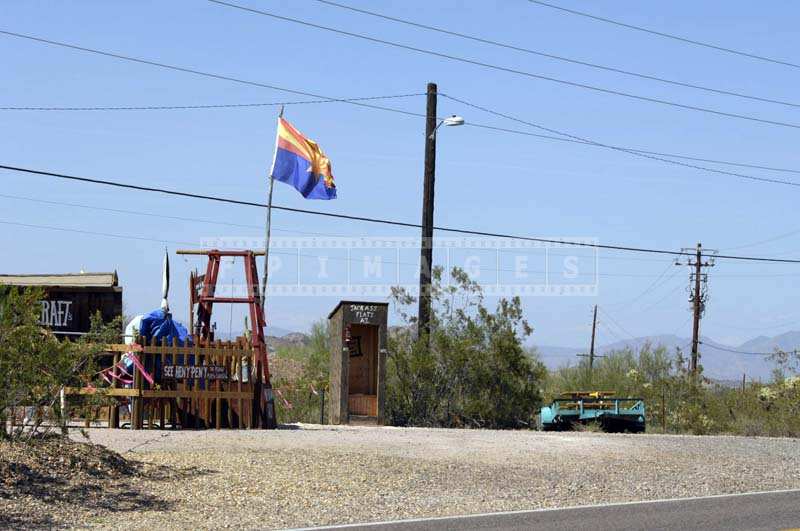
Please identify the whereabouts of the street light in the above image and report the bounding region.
[418,84,464,344]
[429,115,465,139]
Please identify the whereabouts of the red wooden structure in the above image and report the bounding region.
[181,249,276,429]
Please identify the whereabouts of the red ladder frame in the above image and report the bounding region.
[188,249,276,428]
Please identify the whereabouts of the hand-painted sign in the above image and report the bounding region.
[39,300,73,328]
[349,304,380,324]
[162,365,228,380]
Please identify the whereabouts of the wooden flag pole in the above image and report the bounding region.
[260,178,275,312]
[260,105,284,319]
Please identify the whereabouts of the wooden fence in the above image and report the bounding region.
[66,337,260,429]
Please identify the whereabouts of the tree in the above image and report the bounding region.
[386,267,547,429]
[0,287,121,439]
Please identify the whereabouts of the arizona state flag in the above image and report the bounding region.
[270,117,337,200]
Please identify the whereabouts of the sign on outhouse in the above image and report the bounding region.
[328,301,388,424]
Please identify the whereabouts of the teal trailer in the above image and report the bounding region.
[538,392,646,433]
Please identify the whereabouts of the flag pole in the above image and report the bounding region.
[261,106,283,319]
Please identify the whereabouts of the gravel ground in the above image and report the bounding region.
[5,425,800,529]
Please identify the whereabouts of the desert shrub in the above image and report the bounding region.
[547,344,800,437]
[0,287,122,439]
[385,267,547,429]
[271,320,330,424]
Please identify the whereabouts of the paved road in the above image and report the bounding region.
[300,490,800,531]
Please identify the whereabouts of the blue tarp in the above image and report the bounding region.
[138,309,191,345]
[133,309,193,381]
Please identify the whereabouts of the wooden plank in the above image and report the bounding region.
[237,337,244,430]
[105,344,142,352]
[348,394,377,417]
[64,387,141,397]
[104,343,253,358]
[139,390,253,399]
[176,249,265,256]
[109,352,120,428]
[64,387,139,397]
[132,349,143,429]
[215,339,222,430]
[225,342,233,429]
[65,387,250,400]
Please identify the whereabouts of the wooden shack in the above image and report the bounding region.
[328,301,388,424]
[0,272,122,338]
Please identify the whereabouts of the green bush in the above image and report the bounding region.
[385,267,547,429]
[547,344,800,437]
[0,287,122,439]
[271,320,330,424]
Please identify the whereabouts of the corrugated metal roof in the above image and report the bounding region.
[0,272,118,288]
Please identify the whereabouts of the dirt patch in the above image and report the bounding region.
[0,434,208,529]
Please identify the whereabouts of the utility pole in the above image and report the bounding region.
[417,82,438,343]
[577,305,604,374]
[676,243,716,378]
[589,304,598,369]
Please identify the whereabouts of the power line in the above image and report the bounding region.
[4,163,800,263]
[597,306,639,340]
[0,93,424,111]
[5,27,800,182]
[671,314,694,337]
[3,192,717,278]
[22,223,756,353]
[0,194,700,278]
[0,219,425,270]
[699,341,788,357]
[604,261,675,309]
[206,0,800,131]
[719,228,800,252]
[596,320,623,343]
[707,318,800,332]
[0,215,667,279]
[442,93,800,189]
[314,0,800,109]
[0,30,426,120]
[527,0,800,70]
[15,190,796,273]
[639,280,687,314]
[0,192,347,237]
[460,121,800,177]
[8,101,800,181]
[0,220,200,248]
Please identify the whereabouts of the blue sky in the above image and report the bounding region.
[3,0,800,351]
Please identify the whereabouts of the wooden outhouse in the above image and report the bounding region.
[328,301,388,424]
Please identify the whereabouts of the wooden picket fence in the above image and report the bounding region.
[66,336,260,430]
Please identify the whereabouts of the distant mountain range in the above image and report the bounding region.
[253,327,798,381]
[536,331,800,380]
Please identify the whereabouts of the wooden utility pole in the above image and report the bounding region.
[676,243,716,378]
[589,304,598,369]
[577,305,604,373]
[690,244,702,375]
[417,82,438,343]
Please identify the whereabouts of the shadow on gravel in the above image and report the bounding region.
[0,436,215,528]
